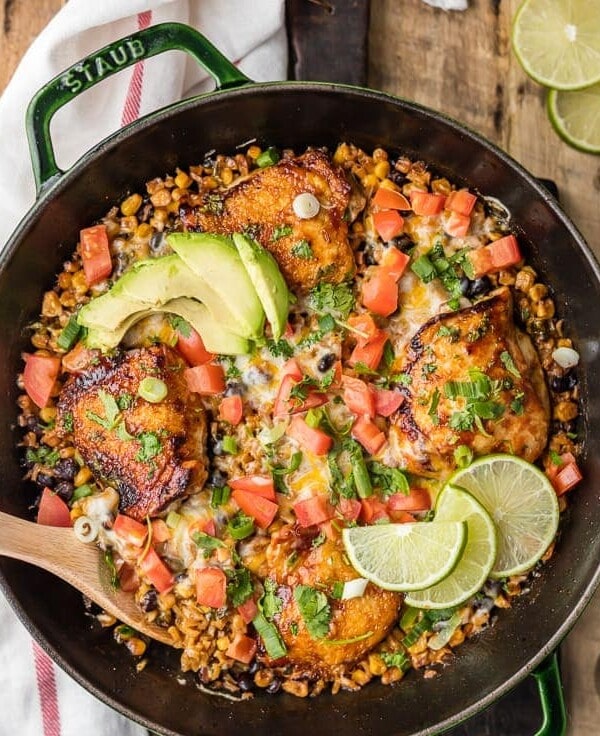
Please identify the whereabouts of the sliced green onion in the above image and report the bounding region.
[211,485,231,508]
[137,377,168,403]
[166,510,182,529]
[346,440,372,499]
[256,146,280,168]
[330,581,344,599]
[399,605,420,632]
[428,611,463,651]
[222,436,238,454]
[71,484,93,501]
[258,421,288,446]
[57,314,82,351]
[227,512,255,540]
[402,614,432,647]
[411,254,437,283]
[453,444,473,469]
[252,611,287,658]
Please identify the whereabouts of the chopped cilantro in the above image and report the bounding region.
[226,567,254,607]
[511,392,525,415]
[500,351,521,378]
[449,410,475,432]
[428,387,441,426]
[549,449,563,466]
[169,314,191,338]
[62,412,74,434]
[116,393,134,411]
[383,340,396,369]
[381,650,411,671]
[192,531,225,558]
[311,532,326,549]
[267,338,294,358]
[290,622,299,636]
[308,282,355,319]
[220,355,241,380]
[395,373,412,387]
[437,325,460,342]
[331,581,345,599]
[318,313,336,333]
[271,224,293,241]
[422,361,437,377]
[294,585,332,639]
[200,192,224,215]
[86,389,121,430]
[136,431,162,463]
[261,578,283,621]
[291,240,314,259]
[368,461,410,497]
[25,445,60,467]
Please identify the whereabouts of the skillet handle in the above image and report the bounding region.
[533,651,567,736]
[26,22,251,194]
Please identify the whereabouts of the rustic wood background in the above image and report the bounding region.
[1,1,599,733]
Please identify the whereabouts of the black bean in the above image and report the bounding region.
[390,234,414,252]
[36,472,55,489]
[54,481,74,502]
[26,415,44,439]
[459,276,471,296]
[225,381,244,397]
[363,246,377,266]
[266,677,282,694]
[209,469,227,487]
[467,277,492,299]
[550,372,577,393]
[140,589,158,613]
[149,232,165,252]
[317,353,336,373]
[237,672,254,692]
[54,458,78,481]
[389,170,407,187]
[248,659,260,675]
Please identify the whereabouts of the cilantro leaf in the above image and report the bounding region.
[271,224,293,241]
[192,531,225,559]
[136,431,162,463]
[267,338,294,358]
[226,567,254,607]
[291,240,314,259]
[294,585,332,639]
[380,650,411,671]
[368,461,410,497]
[169,314,191,338]
[500,350,521,378]
[260,578,283,621]
[308,282,355,319]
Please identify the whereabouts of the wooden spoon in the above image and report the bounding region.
[0,510,174,645]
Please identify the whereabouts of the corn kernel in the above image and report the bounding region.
[174,171,192,189]
[71,270,89,295]
[202,176,218,191]
[553,401,578,423]
[39,407,56,424]
[221,167,233,186]
[135,223,153,239]
[58,272,72,290]
[42,291,63,318]
[374,161,390,180]
[120,215,138,233]
[515,267,536,292]
[247,145,261,160]
[74,466,93,487]
[528,283,548,302]
[362,173,378,189]
[536,299,555,319]
[150,188,172,208]
[120,193,142,217]
[379,178,399,192]
[368,653,387,676]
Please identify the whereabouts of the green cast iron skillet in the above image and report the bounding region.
[1,22,598,736]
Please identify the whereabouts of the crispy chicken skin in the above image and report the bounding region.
[57,345,207,520]
[262,525,401,675]
[389,287,550,477]
[180,150,356,292]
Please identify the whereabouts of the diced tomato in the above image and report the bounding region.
[444,211,471,238]
[342,376,376,418]
[380,246,410,281]
[37,487,72,527]
[372,210,404,241]
[175,326,214,366]
[387,488,431,513]
[219,395,243,425]
[351,416,387,456]
[113,514,148,547]
[293,495,335,527]
[552,461,583,496]
[283,322,295,339]
[80,225,112,286]
[139,548,174,593]
[348,329,388,371]
[189,517,217,539]
[184,363,225,395]
[22,353,61,409]
[226,633,257,664]
[468,235,522,278]
[374,388,404,417]
[319,520,340,540]
[287,415,333,456]
[151,519,171,543]
[388,510,417,524]
[117,562,140,592]
[282,358,303,380]
[195,567,227,608]
[237,597,259,624]
[232,489,278,529]
[338,497,362,522]
[546,451,577,480]
[410,191,447,216]
[362,268,399,317]
[347,313,379,346]
[446,189,477,216]
[372,188,411,210]
[273,374,328,417]
[230,475,276,501]
[360,497,389,524]
[62,343,97,373]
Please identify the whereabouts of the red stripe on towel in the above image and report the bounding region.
[121,10,153,126]
[33,642,61,736]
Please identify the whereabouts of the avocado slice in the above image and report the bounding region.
[232,233,290,340]
[84,297,250,355]
[78,253,257,338]
[167,232,265,338]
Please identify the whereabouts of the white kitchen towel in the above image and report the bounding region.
[0,2,287,735]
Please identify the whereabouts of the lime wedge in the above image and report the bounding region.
[342,521,467,592]
[405,485,497,609]
[547,83,600,153]
[448,455,559,578]
[512,0,600,90]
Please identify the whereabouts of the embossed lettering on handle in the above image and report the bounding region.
[26,23,251,194]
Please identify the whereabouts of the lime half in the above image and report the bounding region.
[548,83,600,153]
[342,521,467,592]
[448,455,559,578]
[405,485,497,609]
[512,0,600,90]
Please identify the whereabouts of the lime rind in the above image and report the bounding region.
[548,84,600,154]
[405,485,497,609]
[447,454,559,578]
[342,521,467,593]
[512,0,600,90]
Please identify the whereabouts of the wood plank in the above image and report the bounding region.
[370,2,600,734]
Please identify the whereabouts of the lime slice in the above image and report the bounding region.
[548,83,600,153]
[512,0,600,90]
[405,485,497,609]
[448,455,559,578]
[342,521,467,592]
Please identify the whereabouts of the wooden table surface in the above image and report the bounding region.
[2,1,599,734]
